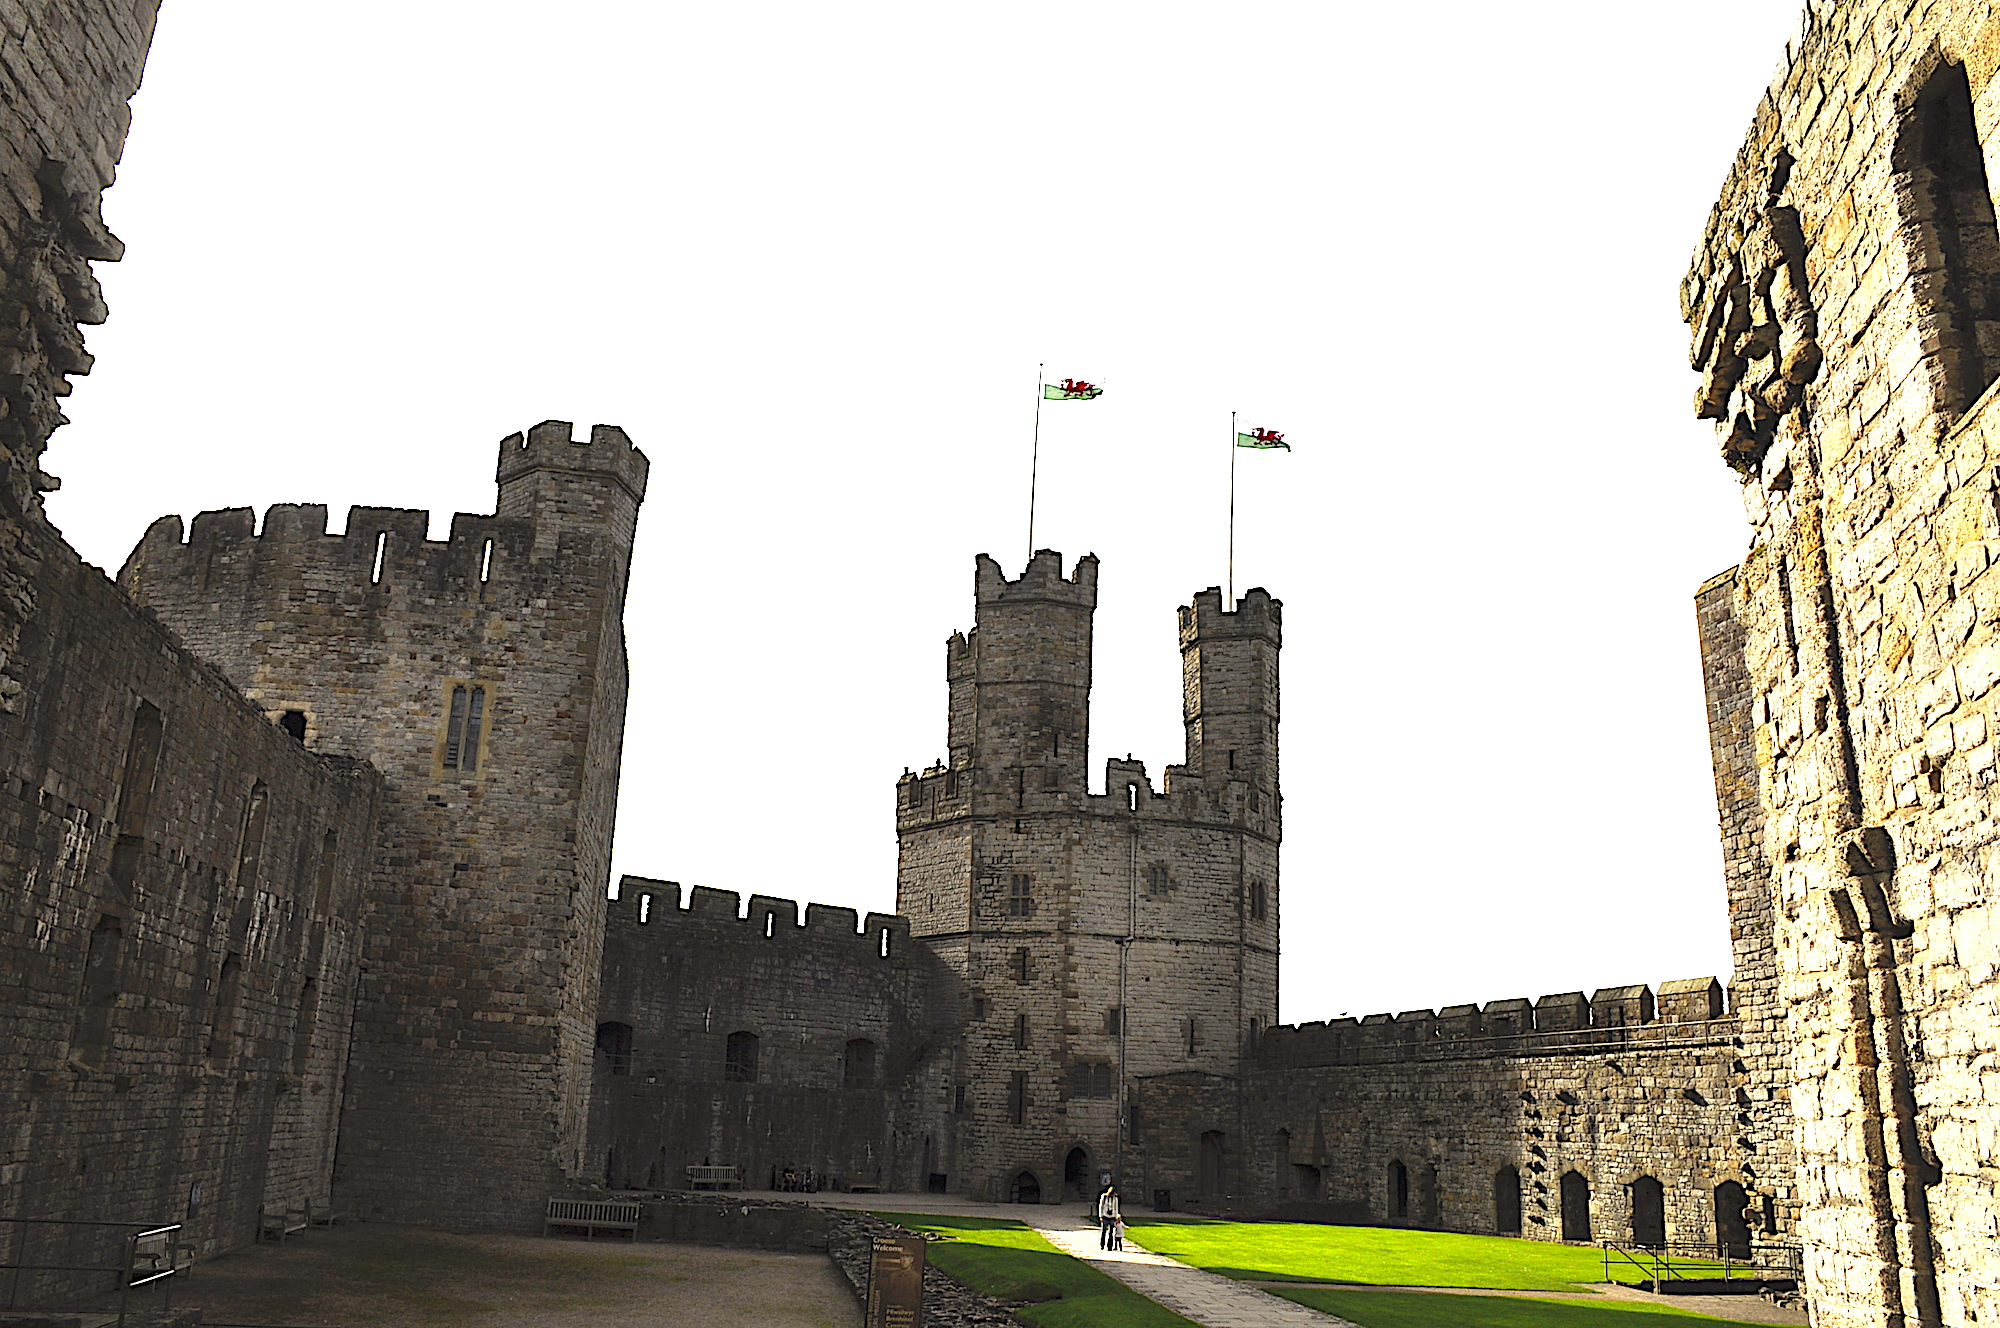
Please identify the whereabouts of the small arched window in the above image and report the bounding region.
[596,1021,634,1076]
[843,1038,876,1087]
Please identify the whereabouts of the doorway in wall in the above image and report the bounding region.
[1064,1147,1090,1199]
[1010,1170,1041,1204]
[1198,1132,1225,1195]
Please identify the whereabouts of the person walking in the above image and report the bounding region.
[1112,1213,1127,1252]
[1097,1183,1121,1250]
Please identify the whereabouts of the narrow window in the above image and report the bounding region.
[596,1021,634,1076]
[313,830,338,915]
[1012,946,1030,983]
[443,685,487,772]
[1007,873,1033,917]
[724,1030,758,1083]
[1127,783,1137,811]
[972,996,988,1020]
[879,927,892,958]
[478,537,494,583]
[278,710,307,742]
[113,703,164,835]
[1093,1063,1113,1097]
[291,976,318,1075]
[1186,1017,1199,1057]
[370,531,388,585]
[953,1084,967,1114]
[1896,58,2000,414]
[1014,1012,1029,1049]
[638,893,652,924]
[844,1038,876,1088]
[207,952,243,1062]
[1146,864,1169,896]
[763,911,775,938]
[1777,556,1799,674]
[235,782,270,893]
[1008,1070,1028,1125]
[72,914,125,1061]
[1105,1007,1122,1035]
[1250,880,1268,921]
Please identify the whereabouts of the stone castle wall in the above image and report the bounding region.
[1686,2,2000,1321]
[591,878,955,1194]
[0,516,380,1288]
[118,421,648,1230]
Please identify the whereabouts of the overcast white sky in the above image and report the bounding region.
[46,2,1810,1024]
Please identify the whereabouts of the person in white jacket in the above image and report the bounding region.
[1097,1184,1121,1250]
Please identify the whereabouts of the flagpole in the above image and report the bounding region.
[1028,364,1044,565]
[1228,410,1237,605]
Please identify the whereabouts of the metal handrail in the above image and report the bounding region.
[1,1217,185,1326]
[1600,1238,1802,1291]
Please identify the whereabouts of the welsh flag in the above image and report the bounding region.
[1044,378,1103,401]
[1236,426,1289,450]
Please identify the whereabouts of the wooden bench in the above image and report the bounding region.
[257,1204,309,1244]
[307,1197,349,1229]
[544,1198,641,1240]
[686,1164,742,1191]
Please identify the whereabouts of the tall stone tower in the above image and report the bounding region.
[896,551,1280,1203]
[118,420,647,1228]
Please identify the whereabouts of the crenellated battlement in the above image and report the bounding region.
[495,420,650,504]
[1260,976,1729,1069]
[612,875,911,958]
[1179,585,1282,646]
[974,549,1098,607]
[118,501,532,603]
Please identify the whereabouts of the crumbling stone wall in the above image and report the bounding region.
[0,517,380,1284]
[894,554,1279,1204]
[118,422,648,1230]
[1228,981,1759,1250]
[1686,3,2000,1322]
[591,880,955,1195]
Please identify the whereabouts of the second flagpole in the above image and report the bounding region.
[1228,410,1237,605]
[1028,365,1045,564]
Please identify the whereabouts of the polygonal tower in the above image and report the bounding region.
[896,550,1280,1204]
[117,420,646,1229]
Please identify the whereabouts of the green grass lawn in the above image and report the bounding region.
[1125,1220,1630,1292]
[868,1213,1199,1328]
[1271,1288,1774,1327]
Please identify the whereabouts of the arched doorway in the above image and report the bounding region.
[1715,1181,1750,1258]
[1293,1164,1322,1200]
[1386,1159,1409,1220]
[1493,1165,1521,1235]
[1010,1170,1042,1204]
[1064,1146,1090,1199]
[1560,1170,1591,1242]
[1198,1131,1225,1195]
[1631,1176,1666,1248]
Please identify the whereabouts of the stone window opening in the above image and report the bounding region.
[844,1038,876,1088]
[1145,863,1169,896]
[369,531,388,585]
[71,914,125,1062]
[1185,1017,1199,1057]
[1008,1071,1028,1125]
[478,537,494,584]
[1012,947,1031,983]
[1065,1062,1113,1097]
[763,911,775,938]
[638,893,653,924]
[443,684,487,773]
[110,701,164,899]
[1014,1012,1029,1049]
[1387,1159,1410,1220]
[235,781,270,893]
[1777,556,1799,675]
[1895,57,2000,415]
[972,996,988,1020]
[206,952,243,1063]
[1127,783,1137,811]
[597,1021,634,1075]
[278,710,306,742]
[1249,880,1268,921]
[1007,872,1033,916]
[1104,1006,1121,1035]
[290,975,318,1076]
[313,830,338,915]
[724,1030,758,1082]
[953,1084,967,1114]
[878,926,892,958]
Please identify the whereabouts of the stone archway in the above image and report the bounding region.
[1064,1146,1090,1199]
[1010,1170,1042,1205]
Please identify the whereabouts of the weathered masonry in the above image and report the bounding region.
[1685,1,2000,1321]
[120,422,647,1230]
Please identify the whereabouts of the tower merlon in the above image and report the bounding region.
[975,550,1098,608]
[495,420,650,506]
[1180,585,1282,646]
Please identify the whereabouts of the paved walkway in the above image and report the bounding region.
[1026,1213,1359,1328]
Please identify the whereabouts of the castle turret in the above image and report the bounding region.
[117,422,647,1230]
[897,552,1279,1206]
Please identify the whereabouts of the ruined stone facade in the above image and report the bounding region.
[1683,3,2000,1321]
